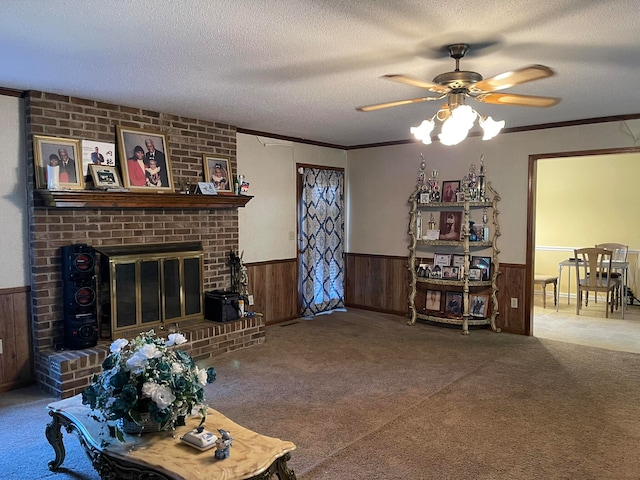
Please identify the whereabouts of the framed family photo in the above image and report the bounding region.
[33,135,84,190]
[89,164,122,189]
[203,155,233,193]
[117,126,174,192]
[470,294,489,318]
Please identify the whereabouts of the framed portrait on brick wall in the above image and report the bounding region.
[203,155,233,193]
[117,126,174,192]
[33,135,84,190]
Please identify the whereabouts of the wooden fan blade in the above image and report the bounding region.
[356,96,442,112]
[383,74,451,94]
[471,65,554,93]
[475,92,560,107]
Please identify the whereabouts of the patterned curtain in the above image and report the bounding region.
[300,167,345,317]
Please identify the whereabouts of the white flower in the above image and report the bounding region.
[138,343,163,359]
[150,385,176,409]
[141,381,159,399]
[196,366,208,385]
[166,333,187,346]
[126,350,150,373]
[110,338,128,353]
[171,362,184,374]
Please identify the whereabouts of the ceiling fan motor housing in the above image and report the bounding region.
[433,70,483,90]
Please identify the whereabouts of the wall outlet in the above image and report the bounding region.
[247,294,254,306]
[0,339,3,355]
[510,298,518,308]
[289,231,295,241]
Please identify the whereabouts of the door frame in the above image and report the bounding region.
[525,145,640,334]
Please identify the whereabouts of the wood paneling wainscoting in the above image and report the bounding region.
[246,259,298,325]
[345,253,410,316]
[345,253,529,334]
[0,286,34,392]
[496,263,528,335]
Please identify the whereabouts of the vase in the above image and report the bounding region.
[118,414,162,434]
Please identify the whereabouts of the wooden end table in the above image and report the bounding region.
[46,395,297,480]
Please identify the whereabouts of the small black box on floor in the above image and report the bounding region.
[205,291,241,322]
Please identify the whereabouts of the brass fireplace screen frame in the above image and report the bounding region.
[96,243,204,338]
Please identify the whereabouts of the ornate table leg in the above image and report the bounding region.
[46,410,66,470]
[249,452,297,480]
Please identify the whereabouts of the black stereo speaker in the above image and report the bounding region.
[61,244,99,349]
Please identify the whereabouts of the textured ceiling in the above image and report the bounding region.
[2,0,640,147]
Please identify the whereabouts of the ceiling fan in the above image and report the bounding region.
[356,43,560,145]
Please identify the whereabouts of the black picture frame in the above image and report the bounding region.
[444,291,463,318]
[471,256,491,281]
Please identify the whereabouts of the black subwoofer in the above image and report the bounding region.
[61,244,99,349]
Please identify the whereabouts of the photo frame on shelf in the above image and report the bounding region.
[33,135,84,190]
[442,266,460,280]
[117,126,174,192]
[434,253,452,267]
[441,180,460,202]
[203,155,233,193]
[194,182,217,195]
[444,291,463,318]
[471,256,491,281]
[456,191,465,202]
[425,290,442,312]
[81,139,116,182]
[470,294,489,318]
[438,211,463,241]
[468,268,483,281]
[452,254,465,267]
[88,164,122,189]
[418,191,430,204]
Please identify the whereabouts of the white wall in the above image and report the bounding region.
[347,121,640,263]
[0,95,28,288]
[5,105,639,286]
[236,133,347,263]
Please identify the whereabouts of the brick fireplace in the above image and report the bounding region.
[26,91,264,398]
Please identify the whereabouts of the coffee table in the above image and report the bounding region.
[46,395,297,480]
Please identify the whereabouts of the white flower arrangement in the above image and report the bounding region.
[82,330,216,439]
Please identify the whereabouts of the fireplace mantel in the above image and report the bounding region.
[36,189,252,209]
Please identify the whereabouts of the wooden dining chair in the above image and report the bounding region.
[595,243,628,308]
[574,247,618,318]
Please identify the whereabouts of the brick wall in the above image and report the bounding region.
[24,91,260,396]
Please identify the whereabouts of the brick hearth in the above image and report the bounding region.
[38,316,265,398]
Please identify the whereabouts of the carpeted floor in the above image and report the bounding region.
[1,308,639,479]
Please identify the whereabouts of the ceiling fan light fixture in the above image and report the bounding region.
[410,119,435,144]
[479,115,505,140]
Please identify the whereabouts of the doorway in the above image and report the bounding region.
[296,164,345,317]
[527,148,640,352]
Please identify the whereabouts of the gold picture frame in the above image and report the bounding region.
[117,126,174,192]
[89,164,122,189]
[33,135,84,190]
[203,155,233,193]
